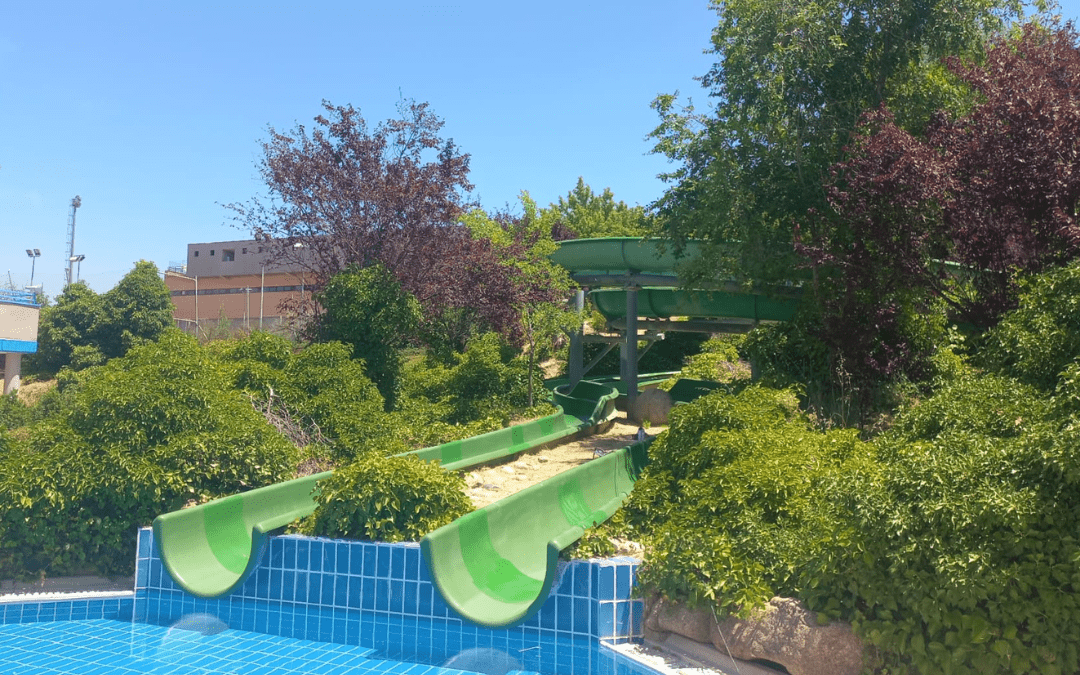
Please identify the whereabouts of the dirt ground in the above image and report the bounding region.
[462,416,666,509]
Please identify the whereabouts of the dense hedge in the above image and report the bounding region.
[0,330,299,578]
[623,386,871,613]
[622,263,1080,674]
[301,454,472,542]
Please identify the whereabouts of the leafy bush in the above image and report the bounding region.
[32,330,297,498]
[623,386,871,614]
[404,333,540,425]
[979,260,1080,391]
[804,375,1080,675]
[316,264,422,410]
[276,342,390,459]
[26,262,173,377]
[0,392,29,431]
[301,454,472,542]
[0,443,187,579]
[661,335,748,385]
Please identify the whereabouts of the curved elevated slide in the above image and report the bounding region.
[549,237,802,323]
[420,439,650,628]
[590,287,798,322]
[151,384,619,599]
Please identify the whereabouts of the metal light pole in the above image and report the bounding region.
[25,249,40,288]
[69,255,85,283]
[259,264,265,330]
[244,287,252,330]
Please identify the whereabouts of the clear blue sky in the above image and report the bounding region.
[2,1,1078,299]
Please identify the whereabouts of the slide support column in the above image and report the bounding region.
[623,285,639,420]
[569,290,585,387]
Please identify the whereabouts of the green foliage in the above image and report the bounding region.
[979,260,1080,391]
[629,268,1080,674]
[301,454,472,542]
[0,443,187,579]
[623,386,871,615]
[97,260,174,359]
[665,335,749,384]
[0,392,30,432]
[40,330,297,497]
[804,374,1080,675]
[543,177,650,238]
[27,282,104,377]
[26,262,173,377]
[404,333,541,425]
[649,0,1024,287]
[316,264,421,410]
[276,341,389,460]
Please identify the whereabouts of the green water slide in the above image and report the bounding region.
[151,384,620,599]
[590,287,799,322]
[420,439,651,628]
[153,471,333,599]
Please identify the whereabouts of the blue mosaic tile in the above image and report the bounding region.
[377,545,391,578]
[364,544,377,577]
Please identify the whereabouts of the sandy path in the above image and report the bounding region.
[462,417,665,509]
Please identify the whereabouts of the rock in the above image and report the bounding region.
[644,595,713,644]
[644,595,865,675]
[629,388,673,425]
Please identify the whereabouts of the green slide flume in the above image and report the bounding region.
[153,471,333,599]
[420,439,650,628]
[151,383,619,599]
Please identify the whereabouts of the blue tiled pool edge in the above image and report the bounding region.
[134,528,644,643]
[0,529,650,675]
[0,595,133,626]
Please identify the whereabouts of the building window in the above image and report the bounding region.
[194,250,199,257]
[222,249,235,262]
[242,247,247,254]
[210,250,216,256]
[258,246,264,253]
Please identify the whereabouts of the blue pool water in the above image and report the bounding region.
[0,610,647,675]
[0,529,655,675]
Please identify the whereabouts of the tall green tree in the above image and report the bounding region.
[26,261,173,377]
[544,177,650,239]
[315,265,421,410]
[649,0,1027,286]
[98,260,174,359]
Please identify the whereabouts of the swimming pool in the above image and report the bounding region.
[0,529,653,675]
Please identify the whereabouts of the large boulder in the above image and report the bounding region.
[629,388,673,425]
[644,595,866,675]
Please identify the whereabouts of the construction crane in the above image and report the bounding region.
[65,196,81,287]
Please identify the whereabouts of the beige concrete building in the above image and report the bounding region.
[0,289,41,393]
[165,239,315,338]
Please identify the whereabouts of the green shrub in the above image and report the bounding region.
[979,260,1080,391]
[277,341,390,459]
[0,443,187,579]
[34,330,297,497]
[301,454,472,542]
[624,386,871,614]
[798,372,1080,675]
[661,335,749,386]
[316,264,422,410]
[405,333,539,425]
[0,392,29,431]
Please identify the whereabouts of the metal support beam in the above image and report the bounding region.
[583,341,618,378]
[568,290,585,387]
[608,318,761,334]
[623,286,640,420]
